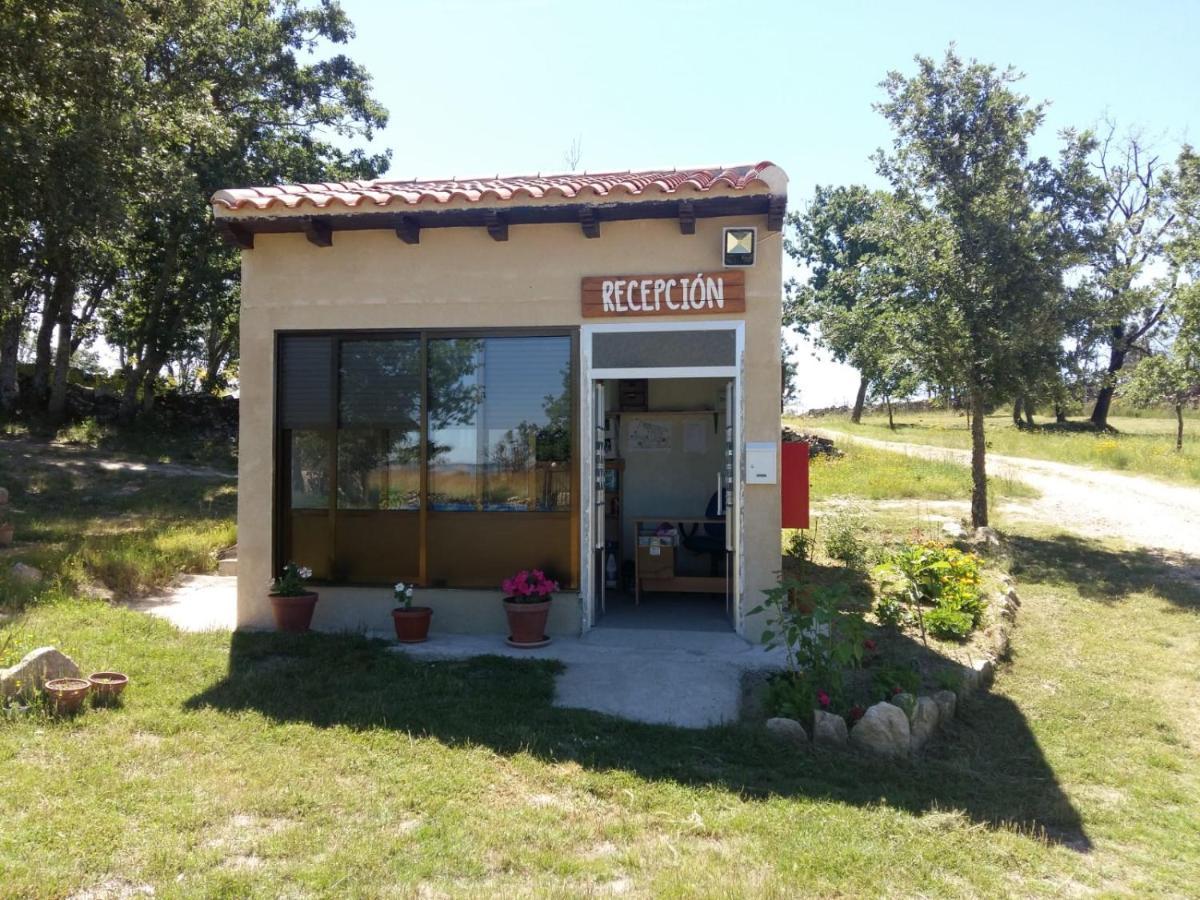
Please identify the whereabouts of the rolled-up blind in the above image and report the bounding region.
[278,335,333,428]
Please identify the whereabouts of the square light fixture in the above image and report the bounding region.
[723,226,756,267]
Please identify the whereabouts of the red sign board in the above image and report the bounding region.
[781,441,810,529]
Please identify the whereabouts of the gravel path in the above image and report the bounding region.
[817,430,1200,558]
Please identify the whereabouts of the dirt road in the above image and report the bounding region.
[818,430,1200,558]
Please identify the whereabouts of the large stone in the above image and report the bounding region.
[973,657,995,688]
[984,624,1011,659]
[0,647,81,699]
[9,562,42,584]
[766,717,809,748]
[910,696,941,750]
[850,702,911,757]
[941,520,966,539]
[890,691,917,720]
[812,709,848,747]
[933,690,957,722]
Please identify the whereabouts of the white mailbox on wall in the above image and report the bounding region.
[745,442,777,485]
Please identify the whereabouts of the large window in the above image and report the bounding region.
[276,331,576,590]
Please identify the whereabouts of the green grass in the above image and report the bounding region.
[809,441,1037,502]
[2,435,1197,895]
[0,437,236,607]
[2,527,1198,895]
[798,407,1200,485]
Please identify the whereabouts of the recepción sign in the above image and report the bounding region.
[581,271,745,318]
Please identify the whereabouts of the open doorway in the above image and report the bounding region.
[593,376,735,632]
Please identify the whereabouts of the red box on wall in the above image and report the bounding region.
[781,441,810,529]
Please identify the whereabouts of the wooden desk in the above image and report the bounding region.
[633,517,727,604]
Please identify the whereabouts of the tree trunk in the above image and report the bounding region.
[1177,404,1184,452]
[1023,397,1034,427]
[30,282,62,403]
[47,272,77,422]
[1055,404,1067,424]
[0,311,21,413]
[1090,329,1127,430]
[1011,396,1023,427]
[885,396,895,430]
[850,375,869,424]
[970,389,989,528]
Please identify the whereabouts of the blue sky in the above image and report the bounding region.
[331,0,1200,408]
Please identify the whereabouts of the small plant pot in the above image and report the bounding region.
[270,592,319,633]
[44,678,91,715]
[88,672,129,705]
[392,606,433,643]
[503,598,552,647]
[0,523,13,547]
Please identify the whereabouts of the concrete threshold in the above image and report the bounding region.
[387,628,786,729]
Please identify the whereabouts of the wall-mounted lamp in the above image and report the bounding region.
[722,226,756,267]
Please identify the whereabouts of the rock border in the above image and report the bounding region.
[765,574,1020,758]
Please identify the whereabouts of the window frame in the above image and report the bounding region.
[273,326,580,589]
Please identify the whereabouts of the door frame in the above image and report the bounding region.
[579,321,746,634]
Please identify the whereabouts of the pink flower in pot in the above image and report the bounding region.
[502,569,559,648]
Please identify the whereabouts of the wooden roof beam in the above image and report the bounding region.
[217,221,254,250]
[767,196,786,232]
[303,216,333,247]
[678,200,696,235]
[579,206,600,238]
[485,210,508,242]
[395,216,420,244]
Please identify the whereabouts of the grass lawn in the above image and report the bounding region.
[809,441,1037,502]
[1,441,1198,895]
[797,407,1200,486]
[0,437,236,606]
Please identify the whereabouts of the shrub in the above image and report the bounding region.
[752,579,865,722]
[874,541,986,641]
[783,529,813,563]
[872,663,921,700]
[823,506,869,568]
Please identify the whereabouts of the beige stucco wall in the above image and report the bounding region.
[236,210,782,640]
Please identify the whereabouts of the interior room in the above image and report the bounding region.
[596,376,733,632]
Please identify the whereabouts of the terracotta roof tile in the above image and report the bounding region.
[212,162,782,213]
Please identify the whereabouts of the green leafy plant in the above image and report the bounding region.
[784,529,813,563]
[872,663,921,700]
[752,579,866,721]
[393,581,415,609]
[270,562,313,597]
[934,668,963,693]
[823,506,870,568]
[874,541,985,642]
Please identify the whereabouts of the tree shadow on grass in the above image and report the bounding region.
[1008,532,1200,611]
[186,629,1090,851]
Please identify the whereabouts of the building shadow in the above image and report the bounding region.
[186,629,1090,851]
[1008,532,1200,611]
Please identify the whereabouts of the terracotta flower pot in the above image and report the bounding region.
[503,598,552,647]
[392,606,433,642]
[270,592,319,632]
[88,672,129,705]
[45,677,91,715]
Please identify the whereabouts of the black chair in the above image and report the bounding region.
[680,492,726,576]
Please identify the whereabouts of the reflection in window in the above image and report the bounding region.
[290,431,331,508]
[337,429,420,510]
[428,336,571,512]
[338,339,422,511]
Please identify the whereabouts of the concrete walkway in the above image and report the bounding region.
[391,627,786,728]
[127,577,783,728]
[127,574,237,632]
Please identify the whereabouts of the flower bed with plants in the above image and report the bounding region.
[755,522,1019,757]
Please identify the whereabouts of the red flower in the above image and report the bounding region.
[848,706,866,723]
[892,685,903,695]
[817,690,831,709]
[863,639,877,652]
